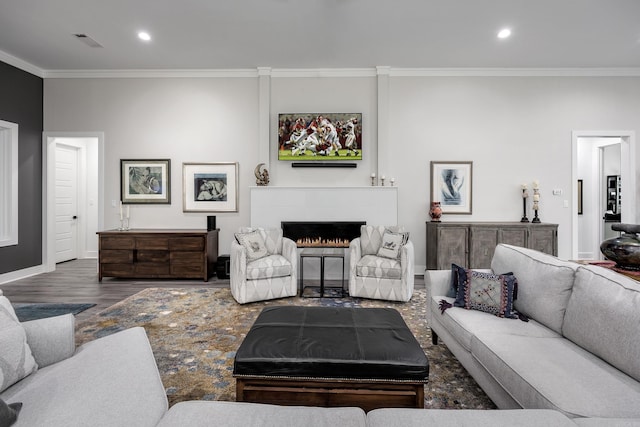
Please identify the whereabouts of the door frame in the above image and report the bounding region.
[571,130,636,260]
[43,132,104,273]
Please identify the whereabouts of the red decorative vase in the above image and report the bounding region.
[429,202,442,222]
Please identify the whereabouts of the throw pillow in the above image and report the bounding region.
[0,398,22,427]
[0,296,38,393]
[235,230,268,261]
[453,268,519,318]
[376,231,410,259]
[360,225,405,255]
[447,263,464,298]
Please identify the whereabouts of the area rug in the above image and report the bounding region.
[75,288,496,409]
[13,303,96,322]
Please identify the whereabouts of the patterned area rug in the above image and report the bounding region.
[75,287,496,409]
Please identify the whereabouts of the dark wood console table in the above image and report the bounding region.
[97,229,218,281]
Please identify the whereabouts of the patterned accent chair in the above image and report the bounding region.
[349,225,415,302]
[230,227,298,304]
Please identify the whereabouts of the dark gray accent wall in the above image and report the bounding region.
[0,61,43,274]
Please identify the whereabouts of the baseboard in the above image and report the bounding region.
[0,264,46,285]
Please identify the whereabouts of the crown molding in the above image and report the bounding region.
[389,67,640,77]
[269,68,377,78]
[0,50,44,77]
[43,69,259,78]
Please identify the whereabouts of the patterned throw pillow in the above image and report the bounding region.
[453,268,519,318]
[360,225,405,255]
[376,231,410,259]
[235,230,268,261]
[0,296,38,393]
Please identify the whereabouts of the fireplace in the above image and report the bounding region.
[281,221,365,248]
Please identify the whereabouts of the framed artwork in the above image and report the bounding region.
[577,179,583,215]
[120,159,171,204]
[183,162,238,212]
[278,113,362,161]
[430,161,473,214]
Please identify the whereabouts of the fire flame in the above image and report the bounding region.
[295,237,351,248]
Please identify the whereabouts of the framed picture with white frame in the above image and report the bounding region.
[182,162,238,212]
[430,161,473,214]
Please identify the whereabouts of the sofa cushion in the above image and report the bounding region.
[562,265,640,382]
[376,231,409,259]
[356,255,402,280]
[0,327,168,427]
[246,255,292,280]
[367,408,576,427]
[0,296,38,393]
[471,331,640,418]
[491,244,577,334]
[235,230,269,261]
[157,401,367,427]
[453,268,518,318]
[430,295,559,352]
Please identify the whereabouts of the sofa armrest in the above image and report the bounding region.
[230,240,247,287]
[281,237,298,281]
[349,238,362,281]
[21,313,75,368]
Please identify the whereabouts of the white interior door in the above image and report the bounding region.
[55,144,79,263]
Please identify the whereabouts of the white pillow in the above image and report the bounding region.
[235,230,269,261]
[0,296,38,393]
[377,231,410,259]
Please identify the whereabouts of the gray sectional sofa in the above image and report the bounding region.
[3,246,640,426]
[426,243,640,420]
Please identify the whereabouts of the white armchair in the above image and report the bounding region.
[230,227,298,304]
[349,225,414,302]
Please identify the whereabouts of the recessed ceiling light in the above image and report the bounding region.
[138,31,151,42]
[497,28,512,39]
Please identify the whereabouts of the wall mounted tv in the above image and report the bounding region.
[278,113,362,161]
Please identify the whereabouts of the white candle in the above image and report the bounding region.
[126,205,130,219]
[119,201,123,220]
[371,173,376,178]
[521,184,527,190]
[381,175,385,180]
[390,177,395,184]
[533,180,539,189]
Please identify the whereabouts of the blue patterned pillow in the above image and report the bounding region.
[454,268,518,318]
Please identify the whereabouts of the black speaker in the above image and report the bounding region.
[207,216,216,231]
[217,254,230,279]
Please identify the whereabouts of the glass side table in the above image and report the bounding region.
[299,247,346,298]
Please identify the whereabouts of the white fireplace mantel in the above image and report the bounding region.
[250,186,398,229]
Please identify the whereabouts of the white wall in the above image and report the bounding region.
[44,73,640,266]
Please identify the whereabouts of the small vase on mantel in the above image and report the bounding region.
[429,202,442,222]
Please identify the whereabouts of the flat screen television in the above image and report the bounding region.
[278,113,362,161]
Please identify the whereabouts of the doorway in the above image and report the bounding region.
[572,131,636,260]
[43,132,104,272]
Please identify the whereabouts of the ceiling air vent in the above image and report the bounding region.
[73,34,103,48]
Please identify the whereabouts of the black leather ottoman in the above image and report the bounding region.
[233,306,429,411]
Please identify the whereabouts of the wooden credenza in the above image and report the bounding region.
[426,222,558,270]
[97,229,219,281]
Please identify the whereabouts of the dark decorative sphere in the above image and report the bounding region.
[600,226,640,271]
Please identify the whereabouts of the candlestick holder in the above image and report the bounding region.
[118,218,130,231]
[380,177,385,186]
[532,209,541,223]
[370,175,376,186]
[520,189,529,222]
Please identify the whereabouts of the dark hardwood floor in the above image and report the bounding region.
[1,259,424,322]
